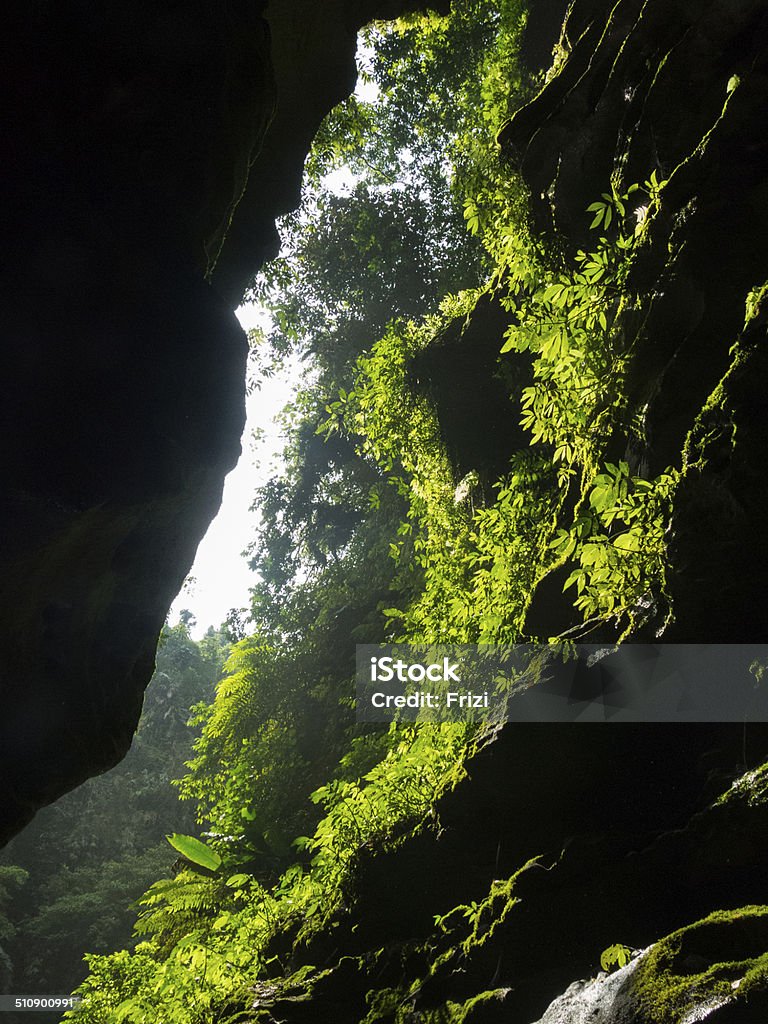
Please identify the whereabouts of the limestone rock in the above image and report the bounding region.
[530,960,645,1024]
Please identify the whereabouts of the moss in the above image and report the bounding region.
[744,281,768,327]
[362,986,511,1024]
[362,986,407,1023]
[681,278,768,476]
[355,859,539,1023]
[422,989,512,1023]
[459,857,539,957]
[633,907,768,1023]
[716,762,768,808]
[680,344,744,474]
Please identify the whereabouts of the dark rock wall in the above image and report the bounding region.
[407,294,532,487]
[502,0,768,642]
[245,725,768,1023]
[0,0,445,845]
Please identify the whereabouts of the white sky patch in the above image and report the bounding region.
[322,39,380,197]
[323,165,360,196]
[169,303,303,638]
[355,37,380,103]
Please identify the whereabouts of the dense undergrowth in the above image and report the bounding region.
[40,2,760,1021]
[0,624,227,1016]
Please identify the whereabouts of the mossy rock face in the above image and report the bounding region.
[632,908,768,1024]
[665,327,768,641]
[499,0,768,642]
[529,909,768,1024]
[233,752,768,1024]
[407,293,533,487]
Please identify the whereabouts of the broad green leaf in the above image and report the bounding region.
[548,529,570,550]
[563,569,583,592]
[166,833,222,872]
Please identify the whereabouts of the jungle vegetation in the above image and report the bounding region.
[0,624,227,1020]
[2,1,697,1020]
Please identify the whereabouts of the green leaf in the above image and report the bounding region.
[166,833,222,872]
[548,529,570,550]
[613,533,641,552]
[563,569,583,592]
[601,943,632,972]
[225,874,250,888]
[589,485,612,512]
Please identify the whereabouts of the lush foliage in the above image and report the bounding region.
[59,4,535,1019]
[70,723,469,1024]
[0,624,224,1014]
[43,2,689,1020]
[489,176,677,633]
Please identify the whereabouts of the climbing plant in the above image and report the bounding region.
[62,5,688,1022]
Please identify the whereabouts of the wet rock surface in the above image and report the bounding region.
[530,959,646,1024]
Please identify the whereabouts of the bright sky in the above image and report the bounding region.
[168,303,302,638]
